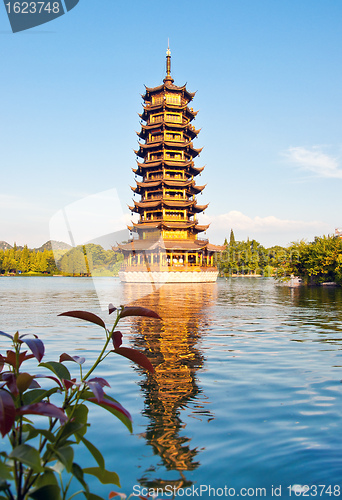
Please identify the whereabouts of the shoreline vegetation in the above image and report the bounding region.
[1,231,341,286]
[0,241,123,278]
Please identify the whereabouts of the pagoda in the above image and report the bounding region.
[118,47,223,283]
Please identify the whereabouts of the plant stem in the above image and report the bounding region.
[82,310,121,382]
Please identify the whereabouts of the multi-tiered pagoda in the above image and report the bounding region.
[118,48,223,283]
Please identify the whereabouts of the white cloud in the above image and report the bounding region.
[201,211,330,247]
[284,146,342,178]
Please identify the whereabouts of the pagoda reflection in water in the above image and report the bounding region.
[124,283,216,489]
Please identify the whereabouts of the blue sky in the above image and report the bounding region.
[1,0,342,248]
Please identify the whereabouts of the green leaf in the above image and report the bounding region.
[34,470,59,487]
[79,436,105,469]
[39,361,71,381]
[0,461,13,480]
[66,404,88,442]
[83,467,120,486]
[9,444,43,472]
[22,424,55,444]
[71,463,89,493]
[58,421,85,445]
[87,494,106,500]
[28,485,62,500]
[16,373,36,393]
[52,446,74,473]
[23,388,59,405]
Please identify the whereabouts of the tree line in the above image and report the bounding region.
[218,230,342,285]
[0,244,123,276]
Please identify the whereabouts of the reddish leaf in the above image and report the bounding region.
[60,353,85,365]
[87,382,104,403]
[109,493,126,499]
[87,377,110,401]
[17,402,67,423]
[63,378,77,391]
[4,350,34,369]
[113,347,154,374]
[22,338,45,363]
[119,307,161,320]
[88,397,132,422]
[88,377,110,388]
[0,389,15,437]
[112,331,122,350]
[0,331,13,340]
[34,374,63,389]
[0,355,4,373]
[5,350,16,368]
[108,303,116,315]
[58,311,106,329]
[2,373,18,397]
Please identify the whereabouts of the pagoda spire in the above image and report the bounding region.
[164,41,174,84]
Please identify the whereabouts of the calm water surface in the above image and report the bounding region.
[1,277,342,498]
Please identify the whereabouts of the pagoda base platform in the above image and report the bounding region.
[119,269,218,283]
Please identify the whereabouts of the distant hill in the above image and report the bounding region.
[0,241,12,250]
[34,240,73,252]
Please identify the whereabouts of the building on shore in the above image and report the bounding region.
[117,48,223,283]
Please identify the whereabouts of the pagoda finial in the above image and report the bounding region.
[164,40,174,84]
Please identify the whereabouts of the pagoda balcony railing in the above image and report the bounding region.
[149,135,163,142]
[143,194,187,201]
[145,173,186,181]
[150,97,188,106]
[139,216,198,223]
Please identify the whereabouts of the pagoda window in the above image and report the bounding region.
[148,152,163,161]
[164,150,183,161]
[165,132,182,141]
[165,94,181,105]
[149,133,163,142]
[144,211,162,221]
[147,171,163,180]
[152,95,164,105]
[164,189,184,199]
[146,190,161,200]
[151,113,163,123]
[164,210,185,220]
[165,113,182,123]
[165,170,184,180]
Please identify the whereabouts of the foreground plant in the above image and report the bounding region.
[0,304,161,500]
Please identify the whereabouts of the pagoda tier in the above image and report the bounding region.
[132,160,204,178]
[131,179,206,195]
[117,48,223,283]
[138,122,201,141]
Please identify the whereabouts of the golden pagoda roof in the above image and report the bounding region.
[117,238,214,252]
[142,82,195,101]
[130,199,203,211]
[131,179,206,192]
[139,122,201,136]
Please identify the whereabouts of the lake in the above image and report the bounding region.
[1,276,342,499]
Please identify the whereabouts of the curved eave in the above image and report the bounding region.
[136,159,194,169]
[143,83,195,100]
[142,102,189,113]
[192,203,209,213]
[194,224,209,232]
[133,199,195,209]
